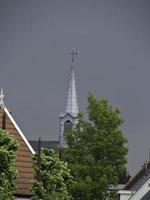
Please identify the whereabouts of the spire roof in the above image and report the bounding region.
[65,51,79,117]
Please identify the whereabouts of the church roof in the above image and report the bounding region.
[29,140,59,152]
[0,91,35,197]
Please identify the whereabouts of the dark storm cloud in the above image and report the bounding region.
[0,0,150,175]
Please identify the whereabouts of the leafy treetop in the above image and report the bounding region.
[0,128,19,200]
[31,148,74,200]
[62,93,128,200]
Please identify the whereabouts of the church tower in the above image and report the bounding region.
[59,50,79,146]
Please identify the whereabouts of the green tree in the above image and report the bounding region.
[0,128,19,200]
[62,93,128,200]
[31,148,74,200]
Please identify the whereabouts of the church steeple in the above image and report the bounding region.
[65,50,79,116]
[59,50,79,146]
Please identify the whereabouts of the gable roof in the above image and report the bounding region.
[124,162,150,191]
[0,105,35,196]
[120,176,150,200]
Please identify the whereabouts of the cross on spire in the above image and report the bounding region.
[0,88,4,106]
[70,49,78,64]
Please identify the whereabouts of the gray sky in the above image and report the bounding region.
[0,0,150,176]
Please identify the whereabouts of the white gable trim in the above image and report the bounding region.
[4,107,35,154]
[119,178,150,200]
[129,178,150,200]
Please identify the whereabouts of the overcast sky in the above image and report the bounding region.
[0,0,150,175]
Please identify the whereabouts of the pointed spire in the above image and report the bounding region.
[0,89,5,107]
[65,50,79,116]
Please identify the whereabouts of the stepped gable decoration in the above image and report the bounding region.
[0,89,35,197]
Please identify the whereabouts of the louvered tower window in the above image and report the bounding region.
[64,120,73,133]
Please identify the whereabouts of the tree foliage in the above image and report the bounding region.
[31,148,74,200]
[0,128,19,200]
[62,93,128,200]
